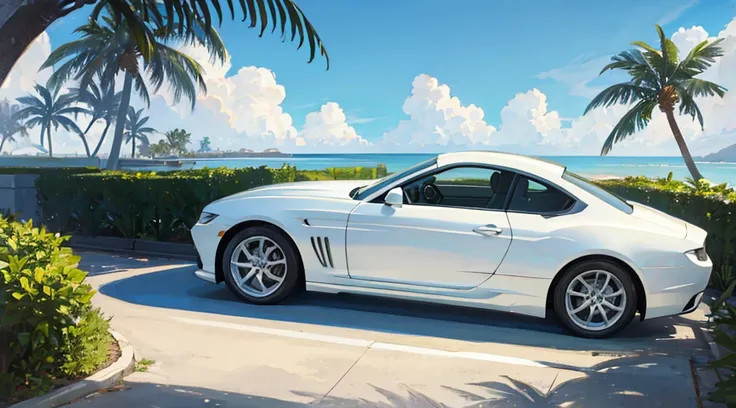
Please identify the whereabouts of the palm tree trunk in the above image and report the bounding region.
[46,125,52,157]
[131,136,136,158]
[39,125,45,147]
[0,0,59,87]
[664,109,703,181]
[0,136,6,153]
[92,120,111,157]
[106,72,133,170]
[83,117,96,134]
[80,135,91,157]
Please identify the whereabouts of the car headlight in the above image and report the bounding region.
[198,212,218,224]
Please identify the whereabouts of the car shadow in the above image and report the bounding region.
[97,264,710,356]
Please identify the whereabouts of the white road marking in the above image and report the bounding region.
[174,316,548,368]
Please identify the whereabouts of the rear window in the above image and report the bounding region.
[562,171,633,214]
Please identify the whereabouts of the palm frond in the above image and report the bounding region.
[584,83,655,114]
[600,50,661,90]
[35,85,54,108]
[601,100,657,155]
[674,83,705,130]
[12,106,44,121]
[153,43,206,108]
[54,115,84,134]
[14,96,44,110]
[102,0,328,69]
[671,38,726,83]
[40,37,106,71]
[137,126,156,134]
[681,78,727,98]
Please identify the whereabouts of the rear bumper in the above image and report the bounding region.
[641,255,712,320]
[681,291,704,315]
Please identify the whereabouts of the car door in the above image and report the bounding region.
[345,166,514,289]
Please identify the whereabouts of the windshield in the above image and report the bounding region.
[352,157,437,200]
[562,171,633,214]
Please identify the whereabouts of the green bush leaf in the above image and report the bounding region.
[67,269,86,284]
[34,268,45,283]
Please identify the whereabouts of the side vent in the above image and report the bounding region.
[310,237,334,268]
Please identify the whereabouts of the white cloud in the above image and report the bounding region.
[298,102,368,150]
[381,74,496,151]
[493,89,564,147]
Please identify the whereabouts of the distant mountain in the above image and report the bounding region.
[699,143,736,162]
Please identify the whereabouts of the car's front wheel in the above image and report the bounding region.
[221,226,300,304]
[553,260,637,338]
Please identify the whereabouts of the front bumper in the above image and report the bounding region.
[190,217,232,285]
[195,269,217,284]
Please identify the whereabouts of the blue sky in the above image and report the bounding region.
[5,0,736,155]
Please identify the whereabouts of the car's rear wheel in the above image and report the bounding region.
[553,260,637,338]
[221,226,300,304]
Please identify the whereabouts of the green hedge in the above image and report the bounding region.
[35,165,387,242]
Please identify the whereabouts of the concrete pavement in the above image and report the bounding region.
[64,251,713,407]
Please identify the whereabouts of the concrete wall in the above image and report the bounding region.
[0,174,41,222]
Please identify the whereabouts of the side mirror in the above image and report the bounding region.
[384,187,404,208]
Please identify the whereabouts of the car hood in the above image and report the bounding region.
[629,201,687,239]
[214,179,374,203]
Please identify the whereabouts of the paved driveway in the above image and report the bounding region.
[65,252,713,407]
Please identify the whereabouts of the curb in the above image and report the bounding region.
[9,330,136,408]
[67,235,197,261]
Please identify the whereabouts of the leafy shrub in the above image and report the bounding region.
[0,217,110,400]
[35,165,387,242]
[709,280,736,405]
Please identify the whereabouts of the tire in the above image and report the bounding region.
[221,226,301,305]
[553,260,637,339]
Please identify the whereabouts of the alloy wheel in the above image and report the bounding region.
[564,270,627,332]
[229,236,288,298]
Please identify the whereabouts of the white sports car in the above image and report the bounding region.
[190,151,712,338]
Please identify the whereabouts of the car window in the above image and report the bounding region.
[508,175,575,214]
[401,166,516,210]
[562,171,633,214]
[353,157,437,200]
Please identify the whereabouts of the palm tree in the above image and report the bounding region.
[0,99,29,154]
[149,139,172,157]
[0,0,328,89]
[585,25,727,181]
[71,80,122,157]
[163,128,191,156]
[198,136,212,153]
[124,107,155,158]
[13,84,87,157]
[41,7,224,170]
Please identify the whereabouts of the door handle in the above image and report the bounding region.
[473,224,503,236]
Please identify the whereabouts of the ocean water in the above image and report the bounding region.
[175,153,736,185]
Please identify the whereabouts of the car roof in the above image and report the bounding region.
[436,151,566,179]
